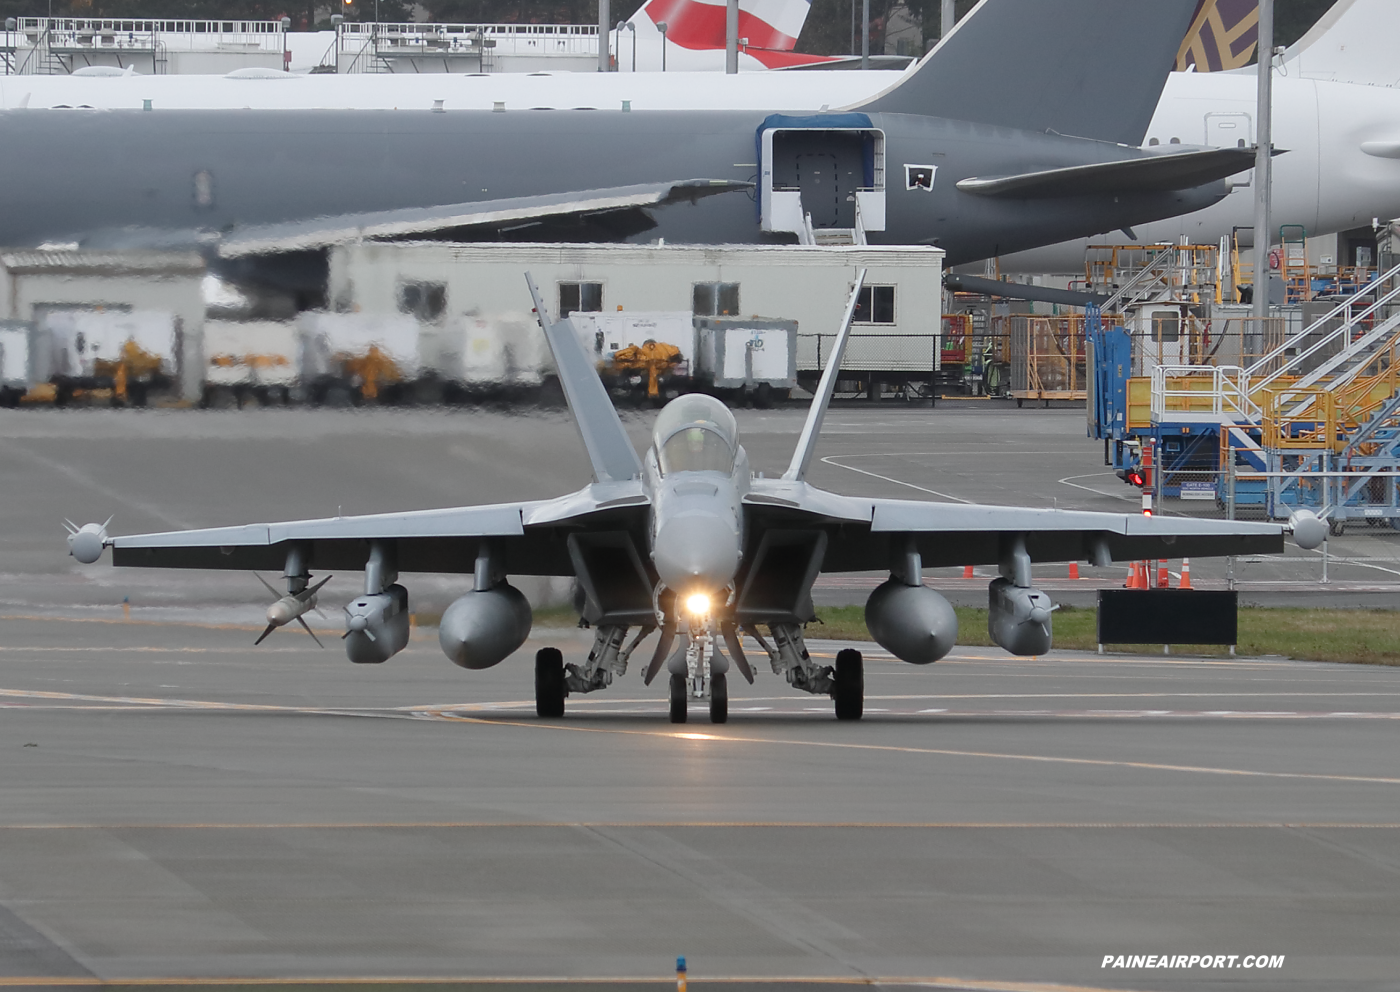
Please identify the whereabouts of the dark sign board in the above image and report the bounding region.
[1097,589,1238,645]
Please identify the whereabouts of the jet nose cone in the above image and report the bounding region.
[654,514,740,592]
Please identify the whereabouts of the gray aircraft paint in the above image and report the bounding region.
[0,0,1238,267]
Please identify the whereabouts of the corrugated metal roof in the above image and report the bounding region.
[0,250,206,275]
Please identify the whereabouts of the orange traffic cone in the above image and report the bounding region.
[962,565,974,579]
[1125,561,1140,589]
[1156,559,1170,589]
[1068,561,1080,580]
[1180,558,1192,589]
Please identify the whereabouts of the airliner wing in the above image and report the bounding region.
[217,179,750,257]
[110,483,650,576]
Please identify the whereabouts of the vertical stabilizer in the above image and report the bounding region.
[782,269,865,482]
[526,274,642,485]
[1176,0,1259,72]
[1282,0,1400,87]
[858,0,1199,147]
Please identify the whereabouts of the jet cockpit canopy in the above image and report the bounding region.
[652,394,738,475]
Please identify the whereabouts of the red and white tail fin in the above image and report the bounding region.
[621,0,831,71]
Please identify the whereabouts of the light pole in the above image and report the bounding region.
[597,0,609,71]
[1252,0,1274,318]
[725,0,738,74]
[860,0,869,69]
[657,21,667,71]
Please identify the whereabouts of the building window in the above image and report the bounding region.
[853,285,895,324]
[559,282,603,316]
[1152,313,1180,343]
[693,282,740,316]
[398,282,446,321]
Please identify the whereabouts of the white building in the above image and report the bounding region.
[327,241,945,391]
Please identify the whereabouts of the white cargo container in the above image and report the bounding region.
[0,321,48,403]
[204,321,298,389]
[695,316,797,391]
[296,312,422,381]
[428,311,551,389]
[328,242,944,392]
[567,311,697,368]
[42,310,180,379]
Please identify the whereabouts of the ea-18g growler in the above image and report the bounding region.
[67,271,1326,723]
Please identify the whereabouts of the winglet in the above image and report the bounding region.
[525,273,643,484]
[782,269,866,482]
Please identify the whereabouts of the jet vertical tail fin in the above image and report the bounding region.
[1176,0,1260,72]
[526,273,643,485]
[782,269,865,483]
[858,0,1200,146]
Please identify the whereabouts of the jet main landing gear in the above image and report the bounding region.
[535,647,565,718]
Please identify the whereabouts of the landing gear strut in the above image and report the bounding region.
[535,647,566,718]
[832,648,864,721]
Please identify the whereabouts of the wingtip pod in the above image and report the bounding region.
[66,517,112,564]
[1289,510,1328,551]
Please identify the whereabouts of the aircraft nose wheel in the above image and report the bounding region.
[668,673,688,724]
[709,672,728,724]
[535,647,566,718]
[833,648,864,721]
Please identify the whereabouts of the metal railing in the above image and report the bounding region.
[1150,364,1256,421]
[334,20,598,72]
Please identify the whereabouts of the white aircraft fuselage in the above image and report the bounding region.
[998,70,1400,273]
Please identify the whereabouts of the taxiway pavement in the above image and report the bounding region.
[0,615,1398,990]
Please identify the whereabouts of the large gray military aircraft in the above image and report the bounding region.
[67,272,1322,723]
[0,0,1258,281]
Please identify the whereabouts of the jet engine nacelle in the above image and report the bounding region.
[344,584,410,664]
[864,578,958,664]
[988,578,1054,656]
[439,583,532,670]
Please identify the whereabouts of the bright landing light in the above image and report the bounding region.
[684,592,711,616]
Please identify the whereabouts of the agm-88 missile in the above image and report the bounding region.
[343,584,411,664]
[987,578,1054,656]
[439,583,533,670]
[864,578,958,664]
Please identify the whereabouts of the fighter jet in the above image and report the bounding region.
[68,271,1323,724]
[0,0,1258,275]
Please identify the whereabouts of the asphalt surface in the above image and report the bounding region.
[1,404,1396,617]
[1,405,1399,989]
[1,617,1398,990]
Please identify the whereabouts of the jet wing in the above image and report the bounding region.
[956,146,1261,198]
[109,483,650,576]
[744,481,1284,570]
[216,179,750,258]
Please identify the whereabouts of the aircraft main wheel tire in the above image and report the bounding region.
[709,673,728,724]
[535,647,565,718]
[833,648,864,721]
[669,673,688,724]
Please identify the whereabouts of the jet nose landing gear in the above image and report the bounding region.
[666,617,730,725]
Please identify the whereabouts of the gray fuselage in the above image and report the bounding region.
[0,108,1227,265]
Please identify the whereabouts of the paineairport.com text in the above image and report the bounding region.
[1103,954,1285,970]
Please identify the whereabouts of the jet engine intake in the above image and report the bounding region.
[344,583,410,664]
[988,578,1054,656]
[439,583,532,670]
[864,579,957,664]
